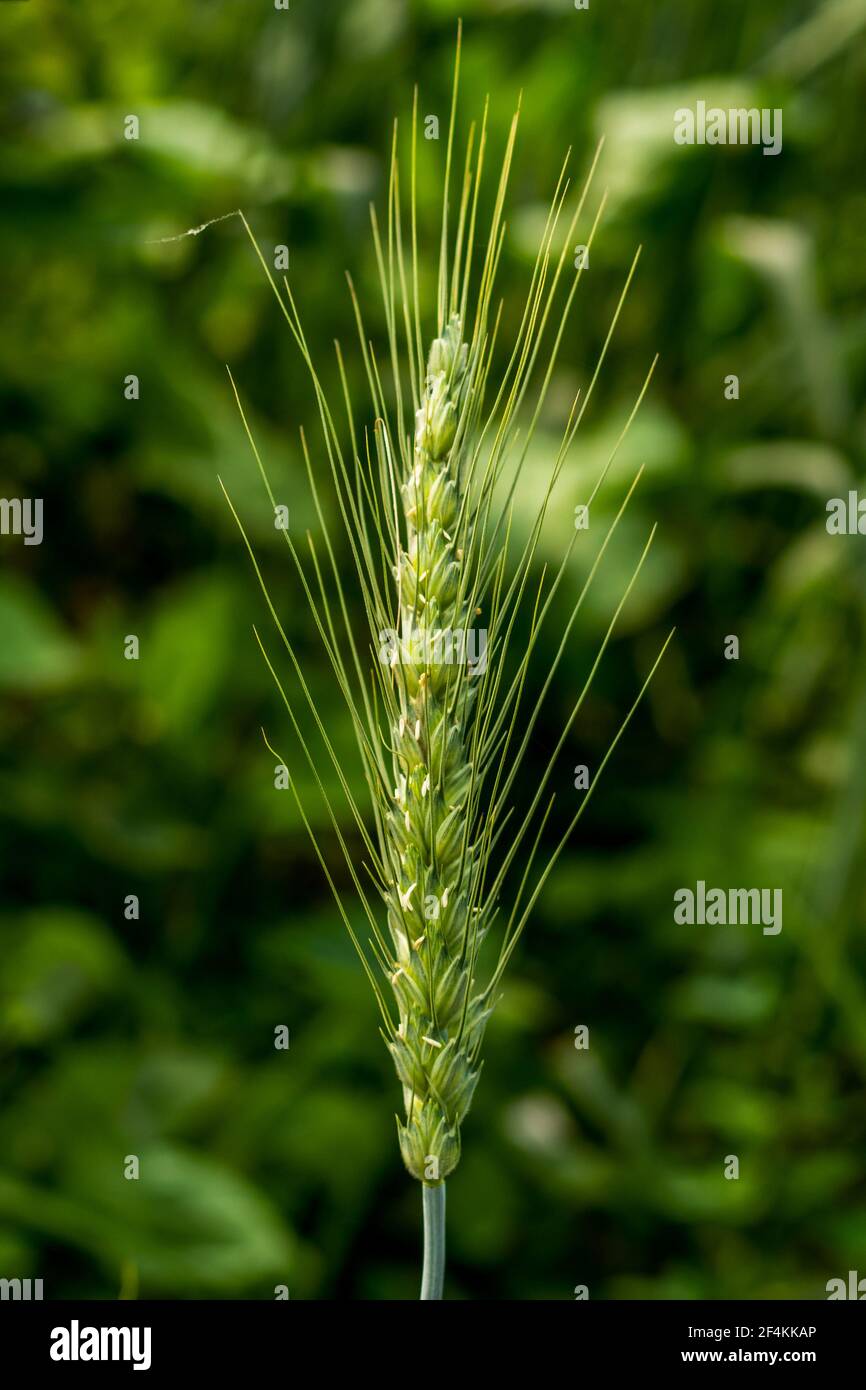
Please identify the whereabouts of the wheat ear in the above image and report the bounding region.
[222,27,672,1299]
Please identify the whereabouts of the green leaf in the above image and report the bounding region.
[0,577,80,691]
[0,909,124,1044]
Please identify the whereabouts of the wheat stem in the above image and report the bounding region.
[420,1183,446,1300]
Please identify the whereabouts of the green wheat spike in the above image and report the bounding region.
[223,22,672,1298]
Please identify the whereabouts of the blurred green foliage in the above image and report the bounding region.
[1,0,865,1299]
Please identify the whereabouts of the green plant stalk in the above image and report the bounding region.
[420,1182,446,1300]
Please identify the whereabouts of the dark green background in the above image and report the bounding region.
[1,0,864,1299]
